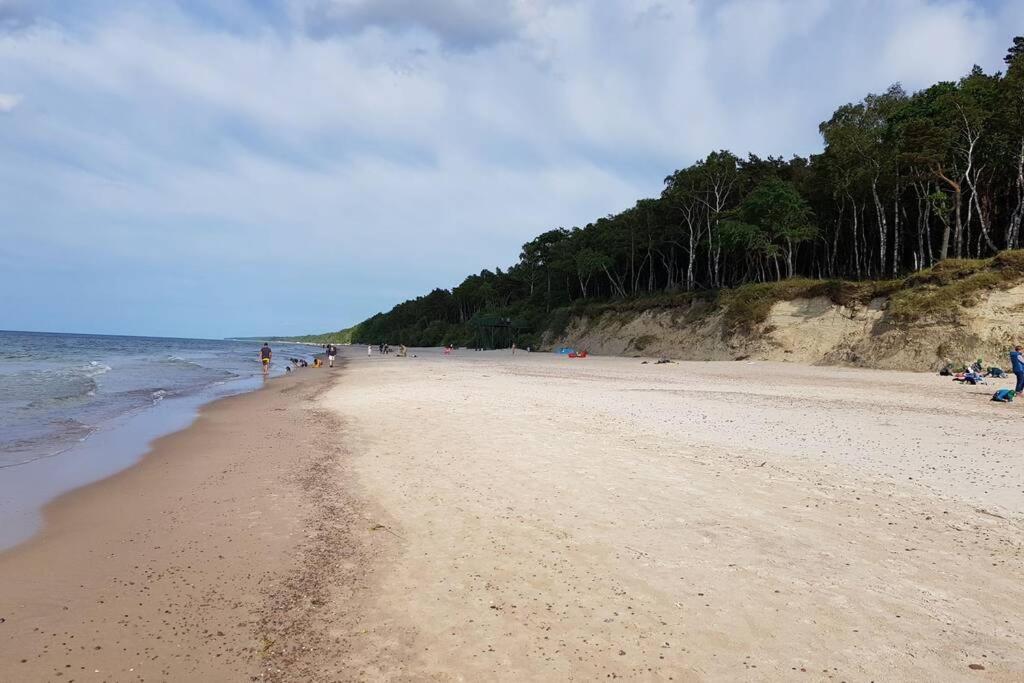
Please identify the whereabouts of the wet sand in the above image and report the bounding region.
[3,349,1024,681]
[0,363,386,681]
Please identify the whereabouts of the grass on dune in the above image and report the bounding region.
[887,250,1024,323]
[548,249,1024,337]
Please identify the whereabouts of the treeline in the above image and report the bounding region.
[338,40,1024,348]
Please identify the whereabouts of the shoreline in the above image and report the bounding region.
[0,373,272,552]
[0,362,381,680]
[0,330,316,553]
[3,349,1023,679]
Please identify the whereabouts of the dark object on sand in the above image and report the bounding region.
[655,358,674,365]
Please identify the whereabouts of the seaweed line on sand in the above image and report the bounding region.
[252,365,403,681]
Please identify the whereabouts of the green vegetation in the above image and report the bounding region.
[277,328,356,345]
[888,250,1024,323]
[302,40,1024,348]
[719,278,903,333]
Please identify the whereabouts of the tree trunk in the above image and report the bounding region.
[891,183,901,278]
[952,186,963,258]
[601,265,628,298]
[871,175,887,278]
[917,181,933,270]
[966,167,999,254]
[831,198,843,278]
[848,194,861,279]
[1009,140,1024,249]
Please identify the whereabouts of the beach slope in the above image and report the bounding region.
[4,351,1024,680]
[0,366,383,681]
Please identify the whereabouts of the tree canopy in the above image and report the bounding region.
[335,39,1024,348]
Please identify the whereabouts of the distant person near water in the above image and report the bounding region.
[327,344,337,368]
[1011,346,1024,393]
[260,343,272,375]
[367,344,372,357]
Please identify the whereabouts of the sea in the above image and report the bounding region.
[0,330,317,550]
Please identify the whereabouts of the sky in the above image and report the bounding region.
[1,0,1022,338]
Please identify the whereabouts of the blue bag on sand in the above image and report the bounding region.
[992,389,1015,402]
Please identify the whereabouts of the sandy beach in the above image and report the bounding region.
[3,349,1024,680]
[0,363,384,681]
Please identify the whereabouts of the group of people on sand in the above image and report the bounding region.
[941,346,1024,399]
[257,342,338,376]
[945,358,1005,383]
[367,343,406,357]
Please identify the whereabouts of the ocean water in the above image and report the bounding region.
[0,331,308,469]
[0,330,318,550]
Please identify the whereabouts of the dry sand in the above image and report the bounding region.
[3,349,1024,681]
[323,349,1024,681]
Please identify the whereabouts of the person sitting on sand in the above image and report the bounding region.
[259,343,272,375]
[1010,346,1024,394]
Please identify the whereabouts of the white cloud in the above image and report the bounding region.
[0,92,20,112]
[0,0,1020,334]
[302,0,529,49]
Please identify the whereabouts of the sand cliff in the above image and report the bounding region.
[547,282,1024,370]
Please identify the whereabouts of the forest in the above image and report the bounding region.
[325,39,1024,349]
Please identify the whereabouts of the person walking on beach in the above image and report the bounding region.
[367,344,372,357]
[260,343,272,376]
[1011,345,1024,394]
[327,344,337,368]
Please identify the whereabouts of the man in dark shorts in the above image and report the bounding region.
[260,342,272,375]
